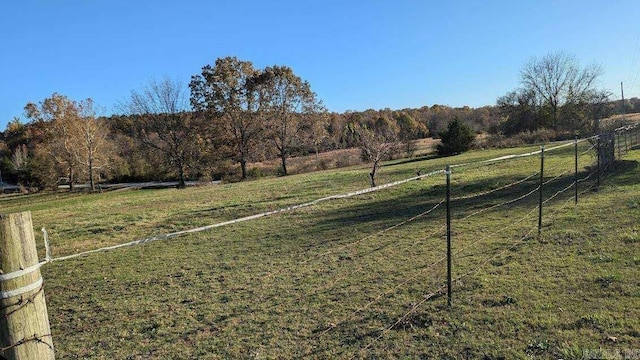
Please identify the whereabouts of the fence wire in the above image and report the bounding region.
[350,160,596,358]
[34,126,638,358]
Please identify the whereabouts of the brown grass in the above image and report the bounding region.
[250,138,438,176]
[601,112,640,128]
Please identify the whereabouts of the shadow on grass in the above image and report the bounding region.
[381,154,439,168]
[162,158,636,253]
[310,173,556,232]
[603,160,639,187]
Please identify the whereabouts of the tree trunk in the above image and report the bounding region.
[177,162,186,189]
[68,166,74,192]
[240,159,247,180]
[369,162,378,187]
[178,165,187,189]
[88,155,95,191]
[280,153,288,176]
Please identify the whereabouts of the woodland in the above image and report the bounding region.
[1,52,638,191]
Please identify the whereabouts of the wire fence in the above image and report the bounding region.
[29,124,640,357]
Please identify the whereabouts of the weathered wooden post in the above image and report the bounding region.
[0,212,54,360]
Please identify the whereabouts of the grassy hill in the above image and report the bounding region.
[2,140,638,359]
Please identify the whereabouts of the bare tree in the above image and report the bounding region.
[520,51,604,131]
[125,77,203,188]
[356,116,401,187]
[74,99,112,191]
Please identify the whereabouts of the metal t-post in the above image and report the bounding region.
[538,145,545,237]
[445,165,452,309]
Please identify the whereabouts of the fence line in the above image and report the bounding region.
[46,135,612,264]
[449,136,594,170]
[319,199,542,339]
[30,125,638,358]
[352,221,538,359]
[50,169,445,262]
[348,125,639,357]
[450,170,539,202]
[351,161,592,358]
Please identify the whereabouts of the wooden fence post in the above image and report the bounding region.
[0,212,54,360]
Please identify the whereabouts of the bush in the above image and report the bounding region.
[436,118,476,156]
[247,167,265,179]
[480,129,574,148]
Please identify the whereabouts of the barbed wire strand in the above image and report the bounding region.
[352,223,538,359]
[316,231,449,337]
[266,170,556,329]
[348,284,447,360]
[353,179,587,358]
[318,202,540,339]
[346,165,595,357]
[50,169,445,262]
[450,160,588,224]
[46,133,608,264]
[299,198,446,265]
[580,142,598,156]
[455,183,540,225]
[254,214,445,312]
[449,137,595,171]
[451,171,539,202]
[205,198,448,302]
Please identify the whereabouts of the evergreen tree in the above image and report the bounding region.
[436,118,475,156]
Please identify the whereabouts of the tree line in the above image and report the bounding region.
[1,52,636,191]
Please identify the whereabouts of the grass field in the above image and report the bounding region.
[2,139,639,359]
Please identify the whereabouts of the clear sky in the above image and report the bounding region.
[2,0,640,130]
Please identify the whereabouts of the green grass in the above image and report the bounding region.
[3,140,638,359]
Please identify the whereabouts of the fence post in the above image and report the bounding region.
[0,212,54,360]
[596,136,601,190]
[445,165,452,309]
[617,131,621,159]
[538,145,545,237]
[625,127,629,154]
[574,136,578,204]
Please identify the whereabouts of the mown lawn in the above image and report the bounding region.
[2,140,638,359]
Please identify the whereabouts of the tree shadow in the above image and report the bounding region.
[303,163,626,245]
[603,160,638,187]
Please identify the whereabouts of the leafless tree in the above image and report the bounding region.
[520,51,604,131]
[125,77,203,188]
[356,116,401,187]
[75,99,111,190]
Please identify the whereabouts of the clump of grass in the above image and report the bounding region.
[525,339,553,357]
[481,295,517,307]
[620,231,638,244]
[565,314,605,331]
[587,253,615,263]
[594,273,622,288]
[552,229,585,245]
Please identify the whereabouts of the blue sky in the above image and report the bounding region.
[2,1,639,130]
